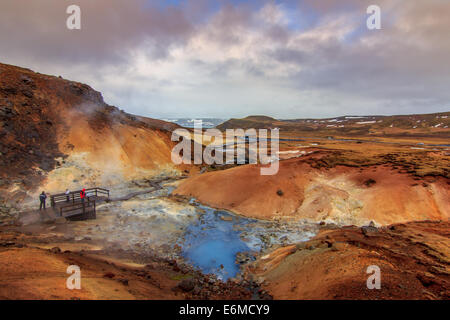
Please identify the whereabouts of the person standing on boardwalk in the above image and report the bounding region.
[80,188,86,203]
[65,189,70,202]
[39,191,47,210]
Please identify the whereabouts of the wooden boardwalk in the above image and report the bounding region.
[18,179,177,225]
[49,188,110,221]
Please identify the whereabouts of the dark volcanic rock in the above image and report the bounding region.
[50,247,61,254]
[178,278,195,292]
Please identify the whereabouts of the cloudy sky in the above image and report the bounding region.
[0,0,449,119]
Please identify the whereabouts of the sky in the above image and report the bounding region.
[0,0,449,119]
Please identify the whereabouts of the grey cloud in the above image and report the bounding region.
[0,0,449,118]
[256,0,450,115]
[0,0,194,65]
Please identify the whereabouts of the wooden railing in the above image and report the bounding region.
[58,199,96,218]
[50,188,109,207]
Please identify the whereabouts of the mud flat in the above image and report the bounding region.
[59,181,318,280]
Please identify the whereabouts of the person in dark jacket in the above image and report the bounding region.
[80,188,86,203]
[39,191,47,210]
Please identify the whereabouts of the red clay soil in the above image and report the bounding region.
[247,221,450,300]
[175,157,313,219]
[174,156,449,225]
[0,246,181,300]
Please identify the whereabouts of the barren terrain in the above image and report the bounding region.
[175,149,449,225]
[246,221,449,300]
[0,63,449,300]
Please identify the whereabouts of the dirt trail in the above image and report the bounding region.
[108,177,181,201]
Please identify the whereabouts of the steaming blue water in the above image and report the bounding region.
[177,202,317,280]
[180,205,259,280]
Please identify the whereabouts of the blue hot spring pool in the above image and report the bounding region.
[179,205,256,280]
[178,202,316,280]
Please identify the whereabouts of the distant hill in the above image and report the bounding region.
[217,115,279,130]
[243,115,277,121]
[217,113,450,137]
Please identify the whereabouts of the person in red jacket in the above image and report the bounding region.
[80,188,86,203]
